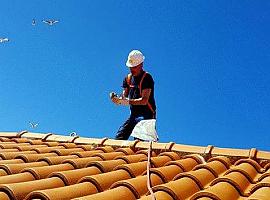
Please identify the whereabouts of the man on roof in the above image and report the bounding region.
[110,50,157,140]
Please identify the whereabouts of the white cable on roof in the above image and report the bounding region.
[147,141,156,200]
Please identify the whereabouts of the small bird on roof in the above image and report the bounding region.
[0,38,9,43]
[32,19,36,26]
[42,19,59,26]
[29,122,38,129]
[69,132,78,137]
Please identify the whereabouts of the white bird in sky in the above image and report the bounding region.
[69,132,78,137]
[29,122,38,129]
[42,19,59,26]
[0,38,9,43]
[32,19,36,26]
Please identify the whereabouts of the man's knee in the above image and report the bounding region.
[115,132,129,140]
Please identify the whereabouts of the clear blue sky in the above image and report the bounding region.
[1,1,269,151]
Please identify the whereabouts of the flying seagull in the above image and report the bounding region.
[0,38,9,43]
[42,19,59,26]
[29,122,38,129]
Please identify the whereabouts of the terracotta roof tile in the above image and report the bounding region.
[72,186,137,200]
[0,172,35,184]
[115,161,148,177]
[71,150,104,158]
[25,182,99,200]
[63,156,103,168]
[22,163,75,179]
[152,176,201,200]
[50,166,102,185]
[81,169,132,191]
[0,177,65,200]
[86,159,127,172]
[111,174,164,198]
[0,132,269,199]
[0,161,49,175]
[38,155,79,165]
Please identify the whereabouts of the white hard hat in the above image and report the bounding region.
[126,50,145,68]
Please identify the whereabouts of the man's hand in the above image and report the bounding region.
[110,92,120,105]
[110,92,129,106]
[118,98,129,106]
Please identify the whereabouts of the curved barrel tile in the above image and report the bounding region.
[235,159,263,173]
[0,151,37,160]
[159,152,181,161]
[139,191,174,200]
[174,168,216,189]
[165,157,200,172]
[32,146,65,154]
[115,154,147,164]
[248,187,270,200]
[0,172,35,184]
[140,156,173,168]
[14,145,47,151]
[0,149,19,153]
[92,152,126,160]
[225,162,259,183]
[207,156,232,169]
[149,165,184,183]
[86,159,127,173]
[25,182,99,200]
[22,163,75,179]
[190,182,242,200]
[71,186,137,200]
[0,159,24,165]
[95,146,115,153]
[111,174,164,198]
[38,155,79,165]
[115,147,135,155]
[71,150,104,158]
[0,137,11,142]
[0,161,49,175]
[80,169,132,192]
[59,143,77,148]
[63,156,103,169]
[77,144,95,151]
[193,160,229,177]
[0,143,30,149]
[152,176,201,200]
[114,161,148,177]
[15,152,57,163]
[11,138,30,143]
[0,192,9,200]
[50,148,85,156]
[211,171,251,196]
[250,176,270,194]
[50,166,102,185]
[0,177,65,200]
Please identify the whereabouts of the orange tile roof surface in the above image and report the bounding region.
[0,131,269,200]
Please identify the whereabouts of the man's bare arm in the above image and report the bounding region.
[129,88,151,105]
